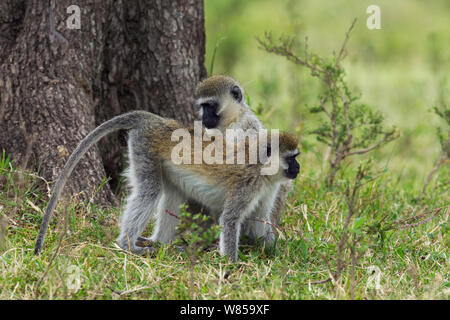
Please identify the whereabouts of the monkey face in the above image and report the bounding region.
[195,80,246,130]
[201,100,221,129]
[284,152,300,179]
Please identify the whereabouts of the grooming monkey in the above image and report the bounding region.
[136,75,291,247]
[34,111,300,261]
[194,75,294,229]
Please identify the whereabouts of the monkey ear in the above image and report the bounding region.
[230,85,242,102]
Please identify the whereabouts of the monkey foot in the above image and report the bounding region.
[135,236,155,248]
[127,245,157,256]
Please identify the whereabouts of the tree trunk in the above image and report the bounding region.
[0,0,26,65]
[0,0,206,205]
[97,0,207,191]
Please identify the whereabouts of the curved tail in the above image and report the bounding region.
[34,111,153,255]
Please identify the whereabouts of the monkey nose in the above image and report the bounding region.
[286,167,299,179]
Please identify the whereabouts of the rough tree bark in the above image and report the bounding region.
[0,0,207,205]
[98,0,207,191]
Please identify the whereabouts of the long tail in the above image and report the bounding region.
[34,111,153,255]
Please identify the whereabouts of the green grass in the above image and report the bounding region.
[0,153,448,299]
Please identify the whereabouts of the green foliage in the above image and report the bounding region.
[1,0,449,300]
[174,204,221,260]
[432,104,450,156]
[173,205,222,298]
[208,33,227,76]
[205,0,450,187]
[258,20,398,186]
[0,156,447,299]
[421,103,450,197]
[326,160,376,286]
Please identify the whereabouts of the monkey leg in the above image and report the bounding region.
[149,182,185,244]
[219,198,254,262]
[219,215,240,262]
[116,184,161,255]
[270,181,292,232]
[243,196,276,248]
[116,138,162,255]
[135,198,209,247]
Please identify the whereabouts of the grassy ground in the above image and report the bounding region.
[0,0,449,299]
[0,153,448,299]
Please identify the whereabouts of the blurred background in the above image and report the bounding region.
[204,0,450,190]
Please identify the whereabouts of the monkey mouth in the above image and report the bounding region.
[203,114,220,129]
[285,170,299,180]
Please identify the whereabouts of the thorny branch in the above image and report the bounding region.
[257,18,398,187]
[336,18,357,64]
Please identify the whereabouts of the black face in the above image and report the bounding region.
[201,101,220,129]
[285,153,300,179]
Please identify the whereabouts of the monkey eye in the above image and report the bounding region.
[230,85,242,102]
[201,101,219,110]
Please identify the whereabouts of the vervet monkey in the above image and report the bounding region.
[195,75,264,133]
[34,111,300,261]
[195,75,293,229]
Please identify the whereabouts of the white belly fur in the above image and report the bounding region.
[163,162,226,213]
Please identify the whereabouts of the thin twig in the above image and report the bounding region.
[345,131,397,157]
[383,206,447,231]
[256,33,326,75]
[165,209,180,219]
[310,277,331,285]
[421,156,447,197]
[319,95,331,118]
[336,18,357,64]
[396,207,445,229]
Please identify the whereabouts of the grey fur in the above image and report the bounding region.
[34,111,157,255]
[34,111,297,262]
[195,76,293,236]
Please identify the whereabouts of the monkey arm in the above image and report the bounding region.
[219,190,262,262]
